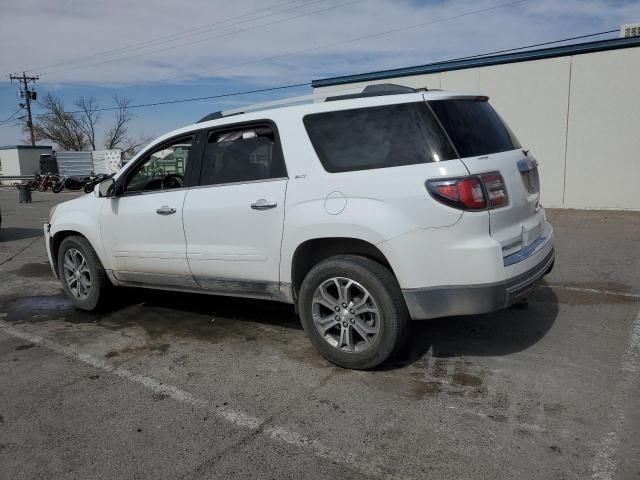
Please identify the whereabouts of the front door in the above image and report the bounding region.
[183,123,288,299]
[100,133,198,288]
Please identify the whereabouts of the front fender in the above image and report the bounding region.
[49,208,111,271]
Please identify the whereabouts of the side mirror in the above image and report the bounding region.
[96,178,116,198]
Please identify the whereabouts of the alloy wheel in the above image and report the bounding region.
[62,248,91,300]
[311,277,381,353]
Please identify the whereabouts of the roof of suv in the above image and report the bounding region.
[145,84,484,153]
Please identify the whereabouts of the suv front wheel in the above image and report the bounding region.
[57,236,110,311]
[298,255,409,370]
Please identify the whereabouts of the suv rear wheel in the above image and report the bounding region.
[57,236,110,311]
[298,255,409,370]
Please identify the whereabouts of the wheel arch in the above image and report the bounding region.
[290,237,394,301]
[50,230,105,277]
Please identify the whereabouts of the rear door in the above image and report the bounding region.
[182,122,288,299]
[428,98,544,256]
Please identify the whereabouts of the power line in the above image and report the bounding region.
[438,29,619,63]
[146,0,532,85]
[3,27,615,127]
[0,109,22,124]
[32,82,311,117]
[19,0,314,73]
[41,0,361,77]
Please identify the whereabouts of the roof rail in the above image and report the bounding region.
[326,83,417,101]
[195,83,419,121]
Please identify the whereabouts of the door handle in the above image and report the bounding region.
[156,205,177,215]
[251,199,277,210]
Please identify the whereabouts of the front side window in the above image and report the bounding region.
[200,125,286,186]
[125,135,193,192]
[428,99,521,157]
[303,102,456,173]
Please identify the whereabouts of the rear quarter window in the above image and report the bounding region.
[428,100,521,157]
[303,102,456,173]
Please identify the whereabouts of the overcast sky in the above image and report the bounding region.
[1,0,638,146]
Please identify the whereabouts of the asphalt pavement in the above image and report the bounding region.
[1,188,639,479]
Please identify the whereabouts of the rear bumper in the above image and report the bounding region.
[403,246,555,320]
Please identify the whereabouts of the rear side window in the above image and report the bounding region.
[200,125,286,186]
[428,100,521,157]
[303,102,456,173]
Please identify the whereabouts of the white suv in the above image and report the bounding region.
[44,84,554,370]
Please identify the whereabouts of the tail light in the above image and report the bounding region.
[481,173,509,208]
[427,172,508,211]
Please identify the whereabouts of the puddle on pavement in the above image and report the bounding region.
[11,262,52,278]
[0,290,302,351]
[1,294,80,322]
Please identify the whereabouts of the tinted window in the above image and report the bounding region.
[200,125,286,186]
[303,102,456,173]
[428,100,520,157]
[126,135,193,192]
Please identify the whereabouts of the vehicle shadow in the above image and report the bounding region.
[107,287,301,331]
[104,281,558,369]
[0,227,43,242]
[385,281,559,369]
[4,274,557,370]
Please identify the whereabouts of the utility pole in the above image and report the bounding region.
[9,72,39,146]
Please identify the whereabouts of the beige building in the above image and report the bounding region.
[313,37,640,210]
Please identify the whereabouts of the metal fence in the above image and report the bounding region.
[56,151,94,176]
[55,149,122,177]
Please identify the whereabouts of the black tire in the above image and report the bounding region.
[52,182,63,193]
[28,180,38,191]
[83,182,94,194]
[298,254,409,370]
[57,236,111,311]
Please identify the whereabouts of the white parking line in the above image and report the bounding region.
[590,308,640,480]
[541,284,640,299]
[0,320,406,480]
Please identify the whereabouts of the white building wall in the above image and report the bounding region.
[315,46,640,210]
[0,149,21,176]
[564,48,640,209]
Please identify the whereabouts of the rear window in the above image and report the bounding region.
[303,102,456,173]
[428,100,521,157]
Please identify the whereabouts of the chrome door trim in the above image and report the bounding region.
[187,177,288,192]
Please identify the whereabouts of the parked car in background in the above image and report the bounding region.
[44,84,554,370]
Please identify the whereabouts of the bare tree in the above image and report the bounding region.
[30,93,89,151]
[29,93,139,153]
[120,132,154,159]
[104,95,133,150]
[75,97,101,150]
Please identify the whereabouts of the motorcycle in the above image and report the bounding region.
[83,173,114,194]
[52,175,89,193]
[27,173,42,191]
[29,172,61,192]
